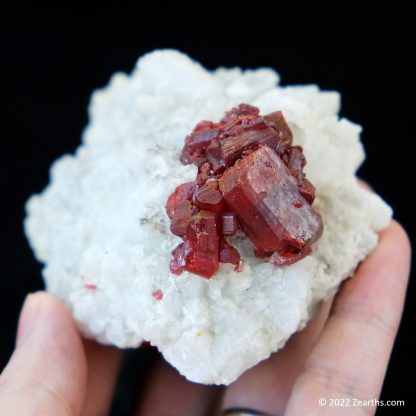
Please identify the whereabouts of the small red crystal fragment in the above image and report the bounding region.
[219,119,282,169]
[197,162,215,182]
[187,210,219,255]
[170,200,195,236]
[221,103,260,121]
[219,238,241,269]
[180,121,222,165]
[152,289,163,300]
[298,178,316,204]
[184,250,219,278]
[171,238,218,278]
[263,111,293,153]
[193,180,224,212]
[206,139,225,172]
[287,146,306,179]
[84,283,97,290]
[170,211,219,278]
[221,212,238,236]
[170,242,188,275]
[166,181,198,219]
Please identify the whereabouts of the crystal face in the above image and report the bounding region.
[221,212,238,236]
[167,104,323,278]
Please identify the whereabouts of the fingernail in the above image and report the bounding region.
[16,293,41,346]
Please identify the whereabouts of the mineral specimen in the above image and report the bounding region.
[168,104,323,278]
[24,50,393,386]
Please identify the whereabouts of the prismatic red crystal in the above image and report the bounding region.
[166,104,323,279]
[218,145,322,256]
[170,211,219,278]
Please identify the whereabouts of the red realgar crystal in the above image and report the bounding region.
[219,145,322,260]
[167,104,323,278]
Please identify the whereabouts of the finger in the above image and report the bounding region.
[134,353,224,416]
[221,296,333,415]
[81,340,123,416]
[285,220,411,415]
[0,292,87,416]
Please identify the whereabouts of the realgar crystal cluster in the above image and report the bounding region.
[166,104,323,278]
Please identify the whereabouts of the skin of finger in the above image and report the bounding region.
[134,354,224,416]
[220,296,333,416]
[0,292,87,416]
[285,221,411,415]
[81,340,123,416]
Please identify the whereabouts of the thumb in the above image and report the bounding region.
[0,292,87,416]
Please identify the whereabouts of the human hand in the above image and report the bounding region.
[0,220,410,416]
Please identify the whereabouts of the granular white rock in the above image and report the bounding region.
[24,50,392,385]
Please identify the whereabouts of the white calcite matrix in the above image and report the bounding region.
[24,50,392,385]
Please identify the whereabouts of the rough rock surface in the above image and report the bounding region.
[24,50,392,385]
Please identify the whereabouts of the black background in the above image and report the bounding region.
[1,25,414,416]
